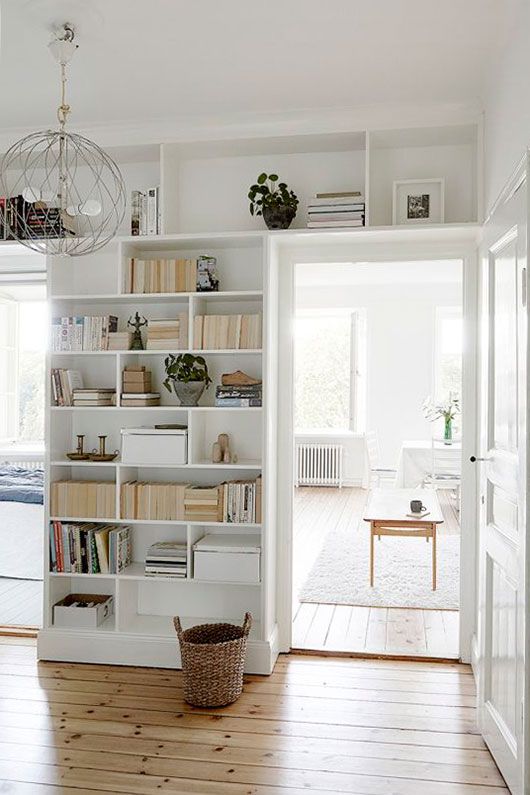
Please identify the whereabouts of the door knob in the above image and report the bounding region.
[470,456,488,462]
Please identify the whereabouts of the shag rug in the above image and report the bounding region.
[299,522,459,610]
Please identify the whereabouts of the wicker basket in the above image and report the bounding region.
[173,613,252,707]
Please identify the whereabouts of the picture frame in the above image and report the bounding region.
[392,178,445,225]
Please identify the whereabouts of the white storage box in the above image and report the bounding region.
[53,593,114,629]
[121,427,187,465]
[193,533,261,584]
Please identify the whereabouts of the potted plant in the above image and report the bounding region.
[248,172,299,229]
[422,394,460,444]
[164,354,212,407]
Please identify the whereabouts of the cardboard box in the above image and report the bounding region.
[53,593,114,629]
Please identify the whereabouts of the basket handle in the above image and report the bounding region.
[173,616,183,642]
[242,612,252,637]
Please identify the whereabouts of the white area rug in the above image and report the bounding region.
[299,522,459,609]
[0,502,44,580]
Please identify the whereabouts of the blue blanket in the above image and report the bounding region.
[0,465,44,505]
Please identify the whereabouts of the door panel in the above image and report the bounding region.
[478,159,527,795]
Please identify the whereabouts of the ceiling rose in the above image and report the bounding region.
[0,23,126,257]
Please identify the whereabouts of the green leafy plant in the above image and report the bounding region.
[248,172,299,217]
[163,354,212,391]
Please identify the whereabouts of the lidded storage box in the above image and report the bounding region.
[53,593,114,629]
[121,427,188,465]
[193,533,261,583]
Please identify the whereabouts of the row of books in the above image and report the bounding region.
[52,316,118,352]
[307,191,365,228]
[51,482,117,520]
[194,314,262,350]
[131,188,161,236]
[122,256,218,294]
[146,315,188,350]
[51,368,84,406]
[49,522,132,574]
[184,479,262,523]
[215,383,262,407]
[121,482,187,521]
[145,541,187,578]
[73,388,116,407]
[0,196,75,240]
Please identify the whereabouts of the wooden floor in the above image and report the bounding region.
[293,487,460,658]
[0,636,507,794]
[0,578,42,628]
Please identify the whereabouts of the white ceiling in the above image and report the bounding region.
[0,0,518,137]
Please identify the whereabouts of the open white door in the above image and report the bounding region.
[476,156,528,794]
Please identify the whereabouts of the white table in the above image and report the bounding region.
[395,440,461,488]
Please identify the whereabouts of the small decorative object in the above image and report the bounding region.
[392,178,445,225]
[221,370,262,386]
[127,312,148,350]
[422,393,460,444]
[174,613,252,707]
[89,435,119,462]
[197,256,219,292]
[66,434,89,461]
[0,24,125,256]
[212,442,222,464]
[163,353,212,407]
[248,173,299,230]
[211,432,234,464]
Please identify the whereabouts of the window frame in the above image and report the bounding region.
[433,305,463,400]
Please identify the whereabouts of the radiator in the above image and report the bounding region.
[1,455,44,470]
[295,443,343,487]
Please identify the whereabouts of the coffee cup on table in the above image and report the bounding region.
[410,499,425,514]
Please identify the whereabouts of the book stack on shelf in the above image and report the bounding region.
[184,486,221,522]
[120,482,187,520]
[51,481,117,519]
[131,187,161,236]
[194,314,262,350]
[221,477,262,524]
[73,388,116,407]
[215,382,262,407]
[146,314,188,350]
[108,331,133,351]
[145,542,187,578]
[121,366,160,407]
[1,196,75,240]
[51,368,83,406]
[52,315,118,352]
[49,522,132,574]
[307,191,365,228]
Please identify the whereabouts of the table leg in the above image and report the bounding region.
[432,525,437,590]
[370,525,375,587]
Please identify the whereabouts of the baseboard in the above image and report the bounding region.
[37,628,277,675]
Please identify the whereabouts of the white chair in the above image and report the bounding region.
[422,440,461,506]
[365,431,397,488]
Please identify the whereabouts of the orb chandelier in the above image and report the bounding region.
[0,24,126,257]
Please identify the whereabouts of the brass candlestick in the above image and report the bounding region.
[66,434,89,461]
[89,435,119,462]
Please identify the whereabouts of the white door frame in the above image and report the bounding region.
[274,232,480,662]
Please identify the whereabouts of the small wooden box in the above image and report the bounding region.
[123,367,152,393]
[53,593,114,629]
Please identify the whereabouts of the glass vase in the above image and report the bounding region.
[443,416,453,444]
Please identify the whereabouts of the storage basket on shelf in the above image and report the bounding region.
[173,613,252,707]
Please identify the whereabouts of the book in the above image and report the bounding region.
[307,219,365,228]
[315,191,362,199]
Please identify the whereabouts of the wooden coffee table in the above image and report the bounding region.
[363,488,444,590]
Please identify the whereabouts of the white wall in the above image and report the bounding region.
[296,273,462,470]
[484,0,530,211]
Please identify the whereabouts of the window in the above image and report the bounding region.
[435,307,462,401]
[0,297,46,444]
[294,310,366,432]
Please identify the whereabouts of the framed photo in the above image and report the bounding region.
[392,178,445,225]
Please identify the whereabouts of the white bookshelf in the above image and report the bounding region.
[39,231,278,674]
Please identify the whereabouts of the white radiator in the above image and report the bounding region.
[295,443,343,487]
[1,454,44,470]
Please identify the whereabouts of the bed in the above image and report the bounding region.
[0,459,44,581]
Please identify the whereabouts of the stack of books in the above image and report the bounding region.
[51,368,84,406]
[72,388,116,407]
[146,314,188,350]
[121,366,160,406]
[145,542,187,578]
[131,187,160,236]
[51,481,117,519]
[307,191,365,228]
[220,477,262,523]
[194,314,262,349]
[120,482,187,520]
[1,196,76,240]
[215,382,262,407]
[108,331,133,351]
[184,486,221,522]
[123,258,196,293]
[49,522,132,574]
[52,315,118,351]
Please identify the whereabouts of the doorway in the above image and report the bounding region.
[291,259,466,658]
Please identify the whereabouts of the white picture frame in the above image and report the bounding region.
[392,178,445,225]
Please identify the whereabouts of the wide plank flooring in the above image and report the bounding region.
[293,486,459,658]
[0,637,507,794]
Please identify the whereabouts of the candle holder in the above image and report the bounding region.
[66,434,90,461]
[88,435,119,462]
